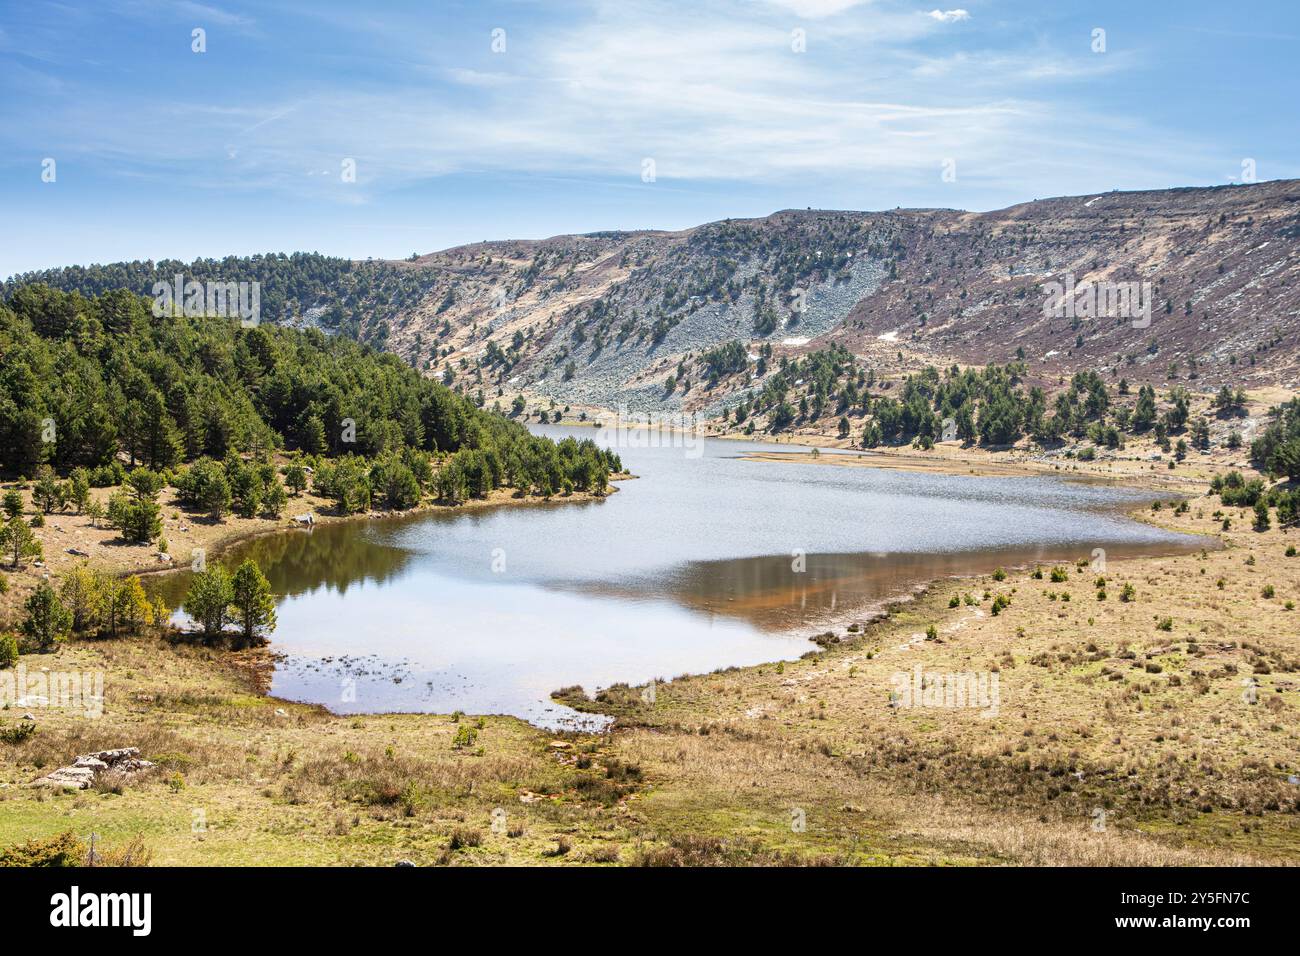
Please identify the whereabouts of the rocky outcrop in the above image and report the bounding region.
[36,747,154,790]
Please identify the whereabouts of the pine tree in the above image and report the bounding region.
[183,566,233,639]
[230,559,276,647]
[21,583,72,652]
[0,516,42,569]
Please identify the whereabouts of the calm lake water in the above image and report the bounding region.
[154,426,1206,727]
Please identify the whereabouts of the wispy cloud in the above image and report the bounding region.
[0,0,1241,206]
[757,0,872,17]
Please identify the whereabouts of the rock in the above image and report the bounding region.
[38,766,97,790]
[34,747,154,790]
[66,548,89,557]
[157,553,172,562]
[20,713,34,721]
[292,513,315,526]
[393,860,417,867]
[274,708,288,717]
[90,747,142,763]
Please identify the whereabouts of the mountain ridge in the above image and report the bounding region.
[7,179,1299,419]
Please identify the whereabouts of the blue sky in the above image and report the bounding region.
[2,0,1297,276]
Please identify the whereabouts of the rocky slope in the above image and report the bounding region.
[378,179,1300,418]
[10,180,1299,419]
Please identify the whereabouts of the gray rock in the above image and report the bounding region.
[35,747,154,790]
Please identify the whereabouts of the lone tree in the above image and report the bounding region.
[183,565,233,640]
[230,559,276,647]
[21,583,72,652]
[0,516,42,569]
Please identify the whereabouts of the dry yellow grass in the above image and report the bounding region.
[0,479,1296,866]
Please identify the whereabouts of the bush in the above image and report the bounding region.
[0,721,35,744]
[1,490,23,520]
[447,827,483,851]
[0,831,86,867]
[0,632,17,669]
[1253,501,1271,532]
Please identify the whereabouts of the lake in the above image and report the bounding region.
[153,426,1207,728]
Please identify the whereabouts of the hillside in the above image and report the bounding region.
[0,285,620,492]
[8,180,1300,425]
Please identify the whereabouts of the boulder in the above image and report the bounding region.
[39,766,97,790]
[35,747,154,790]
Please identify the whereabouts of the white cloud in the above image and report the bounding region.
[926,9,970,23]
[759,0,871,16]
[4,0,1216,207]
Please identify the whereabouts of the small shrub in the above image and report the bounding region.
[0,721,36,745]
[447,827,483,851]
[0,831,86,867]
[542,835,571,858]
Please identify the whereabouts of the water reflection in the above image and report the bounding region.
[150,427,1209,727]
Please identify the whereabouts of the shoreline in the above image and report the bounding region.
[198,478,1216,726]
[0,474,630,615]
[131,476,631,583]
[6,455,1295,866]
